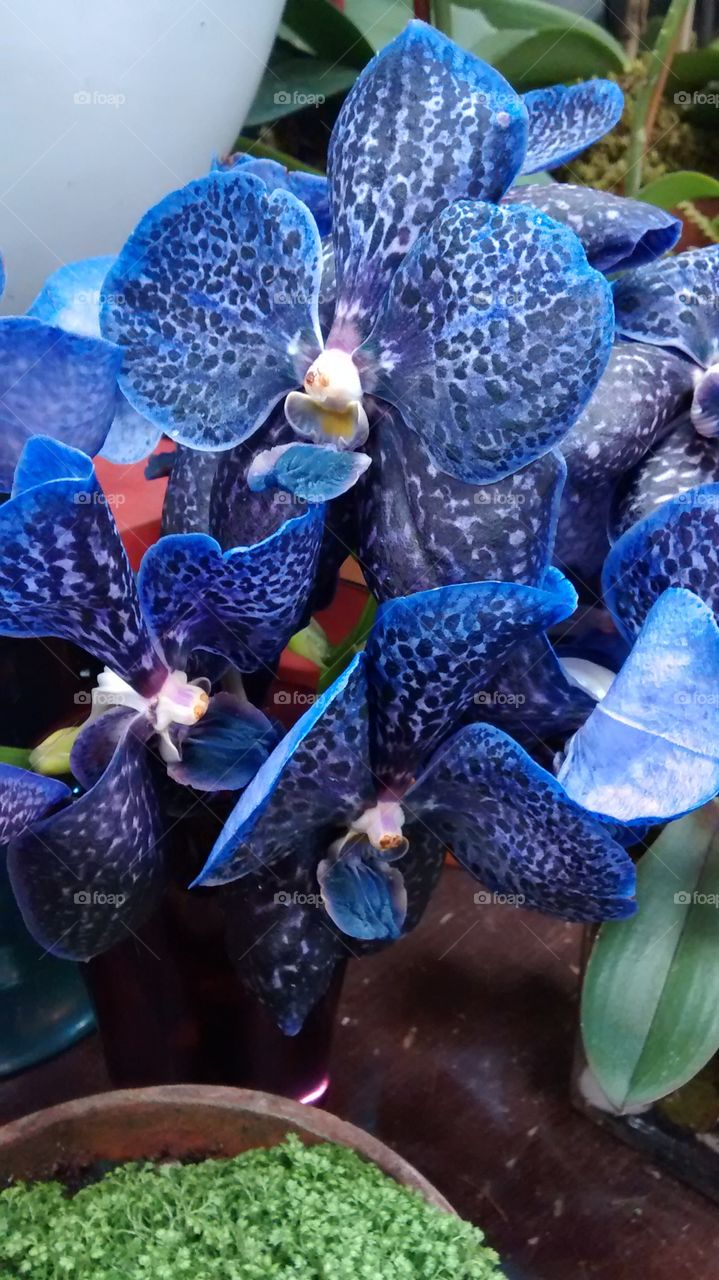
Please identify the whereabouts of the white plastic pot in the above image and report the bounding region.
[0,0,285,312]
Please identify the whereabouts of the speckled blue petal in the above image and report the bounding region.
[0,254,5,299]
[554,477,615,584]
[559,588,719,824]
[360,199,614,483]
[138,506,324,673]
[214,152,331,238]
[161,445,222,537]
[366,572,578,791]
[248,442,370,502]
[358,402,565,601]
[208,405,296,549]
[0,318,122,490]
[611,414,719,539]
[28,257,162,465]
[407,723,635,921]
[70,707,141,790]
[27,256,115,337]
[503,184,680,273]
[603,483,719,639]
[7,719,164,959]
[613,246,719,367]
[476,636,596,743]
[520,80,624,174]
[196,653,375,886]
[560,341,694,488]
[223,853,344,1035]
[327,20,527,349]
[167,692,279,792]
[318,842,405,941]
[0,438,166,694]
[99,394,163,464]
[101,171,323,450]
[0,765,70,843]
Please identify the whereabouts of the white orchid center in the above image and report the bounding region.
[351,800,407,854]
[303,348,363,411]
[90,667,209,766]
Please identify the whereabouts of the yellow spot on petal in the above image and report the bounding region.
[317,406,358,440]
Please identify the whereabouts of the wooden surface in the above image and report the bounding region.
[2,867,716,1278]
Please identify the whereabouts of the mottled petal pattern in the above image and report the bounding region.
[476,636,596,743]
[101,171,323,449]
[161,445,222,537]
[138,508,324,673]
[7,720,164,959]
[0,765,69,843]
[603,483,719,638]
[554,476,615,585]
[0,439,165,694]
[71,707,143,790]
[503,184,680,274]
[196,654,376,886]
[407,723,635,921]
[559,589,719,824]
[559,341,694,488]
[366,573,578,791]
[357,403,565,601]
[99,394,163,465]
[611,414,719,539]
[214,153,331,238]
[613,246,719,367]
[223,854,343,1035]
[520,80,624,174]
[361,199,614,483]
[209,405,296,549]
[0,318,122,490]
[327,20,527,348]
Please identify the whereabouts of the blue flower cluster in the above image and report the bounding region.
[1,21,718,1033]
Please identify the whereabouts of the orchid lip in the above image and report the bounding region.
[350,800,407,855]
[89,667,210,769]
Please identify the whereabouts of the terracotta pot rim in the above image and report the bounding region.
[0,1084,454,1214]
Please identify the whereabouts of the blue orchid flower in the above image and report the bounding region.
[0,435,323,960]
[98,21,636,503]
[0,258,123,492]
[190,571,641,1033]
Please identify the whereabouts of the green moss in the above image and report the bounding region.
[558,58,719,192]
[0,1134,502,1279]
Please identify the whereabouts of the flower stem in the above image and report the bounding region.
[624,0,694,198]
[316,592,377,695]
[413,0,432,20]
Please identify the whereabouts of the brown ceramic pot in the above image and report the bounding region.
[0,1084,454,1213]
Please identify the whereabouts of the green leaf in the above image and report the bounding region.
[0,745,31,768]
[343,0,413,51]
[452,0,627,70]
[669,47,719,93]
[492,28,626,90]
[282,0,374,70]
[638,170,719,210]
[582,803,719,1112]
[288,618,331,669]
[246,47,358,127]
